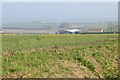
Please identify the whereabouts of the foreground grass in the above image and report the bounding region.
[2,34,118,78]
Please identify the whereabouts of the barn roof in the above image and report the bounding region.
[66,29,79,32]
[87,28,103,31]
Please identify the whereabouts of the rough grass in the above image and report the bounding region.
[2,34,118,78]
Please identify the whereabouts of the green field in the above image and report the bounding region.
[2,34,118,78]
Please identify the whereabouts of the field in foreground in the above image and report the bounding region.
[2,34,118,78]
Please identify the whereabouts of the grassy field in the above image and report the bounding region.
[2,34,118,78]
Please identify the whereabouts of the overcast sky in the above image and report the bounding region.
[1,0,119,2]
[2,2,118,23]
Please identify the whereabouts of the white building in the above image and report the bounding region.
[59,29,80,34]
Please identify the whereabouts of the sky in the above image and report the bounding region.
[1,0,119,2]
[2,2,118,23]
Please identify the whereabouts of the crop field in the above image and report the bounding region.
[2,34,119,78]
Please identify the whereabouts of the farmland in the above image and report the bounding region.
[2,34,118,78]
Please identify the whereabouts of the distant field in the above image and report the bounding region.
[2,34,118,78]
[2,22,108,29]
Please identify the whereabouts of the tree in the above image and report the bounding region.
[107,21,118,32]
[59,22,71,31]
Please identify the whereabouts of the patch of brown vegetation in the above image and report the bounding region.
[87,57,103,78]
[2,51,12,57]
[53,60,98,78]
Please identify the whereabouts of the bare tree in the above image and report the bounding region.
[107,21,117,32]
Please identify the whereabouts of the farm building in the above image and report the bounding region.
[58,28,104,34]
[58,23,87,34]
[67,29,79,33]
[58,29,80,34]
[87,28,104,32]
